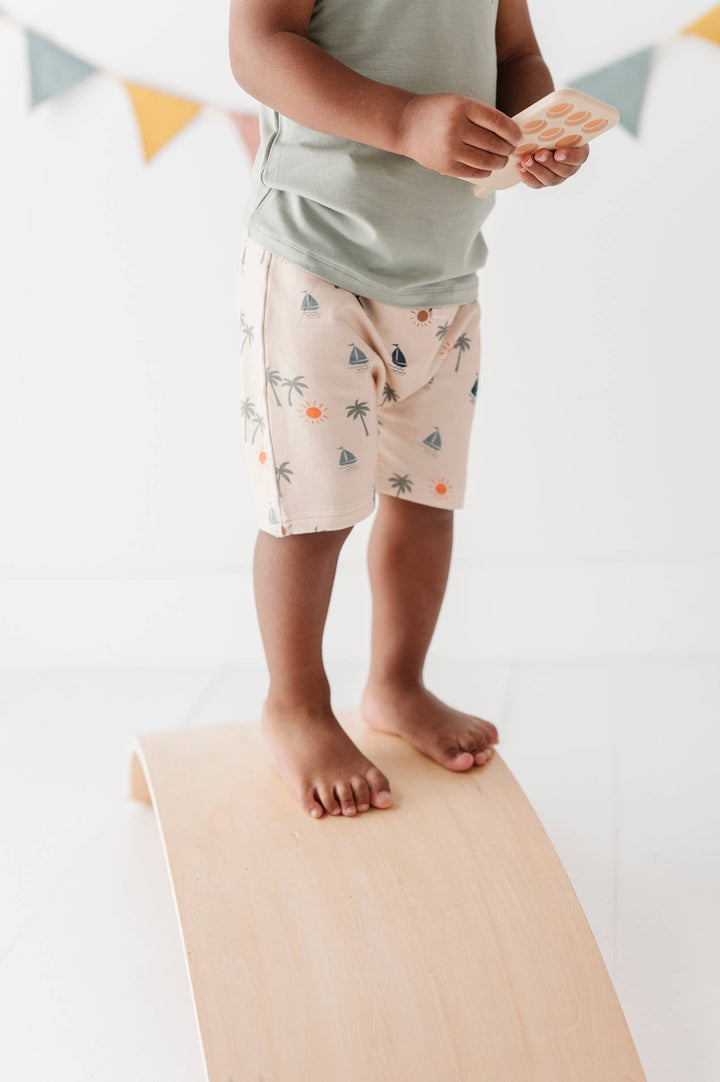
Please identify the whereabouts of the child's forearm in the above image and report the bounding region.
[231,30,416,157]
[495,54,554,116]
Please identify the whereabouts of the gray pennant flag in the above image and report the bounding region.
[27,28,96,108]
[568,45,657,137]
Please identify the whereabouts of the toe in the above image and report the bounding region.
[334,781,358,816]
[442,747,475,771]
[475,747,493,765]
[366,766,393,808]
[351,774,371,812]
[318,783,342,815]
[305,788,325,818]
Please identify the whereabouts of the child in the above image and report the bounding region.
[228,0,589,819]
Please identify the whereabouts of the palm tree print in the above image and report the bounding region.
[381,382,399,405]
[388,473,413,494]
[346,399,371,436]
[282,375,308,405]
[452,332,472,372]
[436,321,451,341]
[275,461,293,495]
[239,312,254,354]
[240,397,256,441]
[266,369,283,407]
[251,413,265,445]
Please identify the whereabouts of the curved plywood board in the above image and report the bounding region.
[130,709,646,1082]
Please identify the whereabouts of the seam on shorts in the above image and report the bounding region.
[258,249,284,522]
[246,223,478,303]
[425,298,482,383]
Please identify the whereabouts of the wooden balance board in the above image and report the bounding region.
[130,709,646,1082]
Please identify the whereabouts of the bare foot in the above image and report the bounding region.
[360,679,499,771]
[261,698,394,819]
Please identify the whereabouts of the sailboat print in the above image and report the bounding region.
[422,426,442,455]
[268,505,279,526]
[470,375,478,403]
[391,343,407,373]
[300,291,321,318]
[337,446,359,472]
[347,343,369,370]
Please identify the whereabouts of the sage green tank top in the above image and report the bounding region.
[241,0,499,308]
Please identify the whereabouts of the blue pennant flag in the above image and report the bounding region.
[568,45,657,136]
[27,28,96,108]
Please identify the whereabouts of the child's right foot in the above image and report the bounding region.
[260,699,394,819]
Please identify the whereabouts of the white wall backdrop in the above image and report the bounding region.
[2,0,719,667]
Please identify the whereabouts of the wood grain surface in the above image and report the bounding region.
[130,709,646,1082]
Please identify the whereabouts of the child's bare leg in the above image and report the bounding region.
[254,526,393,818]
[360,495,499,770]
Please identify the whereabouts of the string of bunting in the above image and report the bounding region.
[1,5,719,163]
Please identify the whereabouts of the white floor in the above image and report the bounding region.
[1,656,718,1082]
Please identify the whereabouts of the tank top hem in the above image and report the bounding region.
[244,219,480,310]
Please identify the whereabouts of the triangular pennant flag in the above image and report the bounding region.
[230,112,261,161]
[681,3,720,48]
[123,82,202,162]
[27,28,96,108]
[567,45,656,137]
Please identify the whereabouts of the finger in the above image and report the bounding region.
[531,149,577,178]
[519,155,563,186]
[460,137,511,172]
[457,142,505,174]
[451,162,494,181]
[465,101,522,155]
[554,144,589,166]
[517,162,543,188]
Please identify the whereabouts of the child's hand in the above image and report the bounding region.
[398,93,523,181]
[516,143,590,188]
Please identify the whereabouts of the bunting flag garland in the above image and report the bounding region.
[123,82,202,161]
[27,27,96,107]
[682,4,720,45]
[2,4,720,163]
[568,46,657,137]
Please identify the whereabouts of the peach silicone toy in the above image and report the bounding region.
[470,87,620,197]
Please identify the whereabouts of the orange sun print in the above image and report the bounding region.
[298,399,329,424]
[409,307,433,327]
[429,477,452,499]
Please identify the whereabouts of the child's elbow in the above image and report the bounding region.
[229,42,250,89]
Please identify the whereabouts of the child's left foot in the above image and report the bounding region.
[360,679,499,771]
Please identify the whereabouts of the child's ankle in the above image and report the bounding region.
[365,669,424,694]
[265,683,332,717]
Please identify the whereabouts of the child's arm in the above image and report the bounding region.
[493,0,589,188]
[228,0,413,157]
[228,0,522,181]
[495,0,552,114]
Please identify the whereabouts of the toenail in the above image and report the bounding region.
[358,803,369,811]
[378,790,391,800]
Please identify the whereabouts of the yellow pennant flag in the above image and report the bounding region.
[123,82,202,161]
[681,3,720,47]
